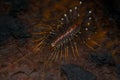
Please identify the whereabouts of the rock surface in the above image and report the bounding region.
[0,15,30,44]
[61,64,96,80]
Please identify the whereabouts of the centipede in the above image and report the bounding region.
[32,0,108,64]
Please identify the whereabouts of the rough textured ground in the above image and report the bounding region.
[0,0,120,80]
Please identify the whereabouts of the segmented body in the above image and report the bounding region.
[32,0,106,63]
